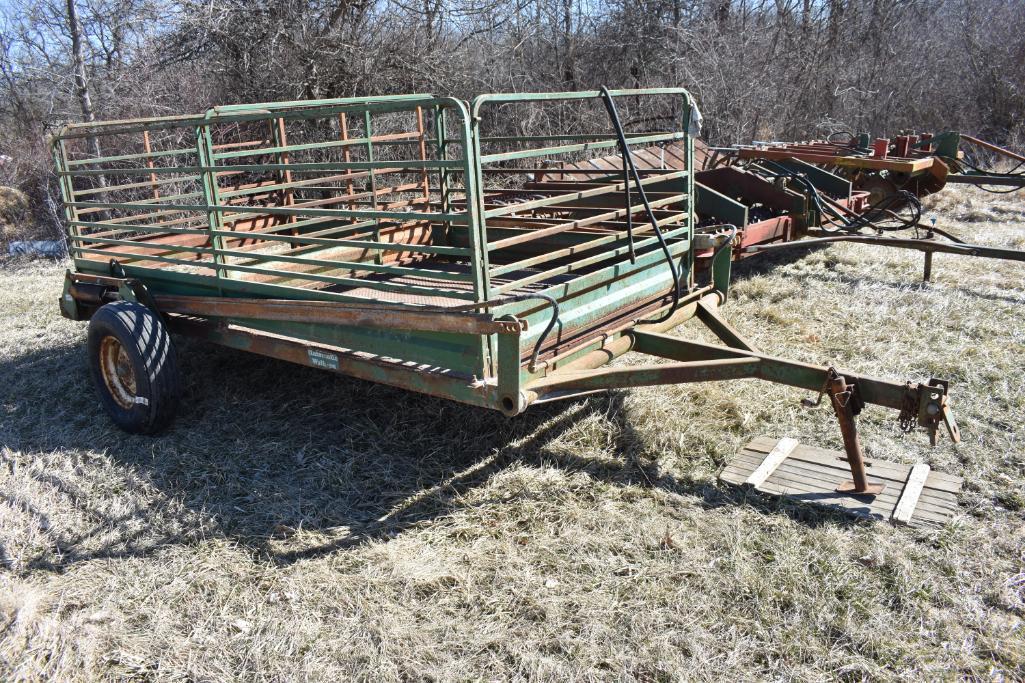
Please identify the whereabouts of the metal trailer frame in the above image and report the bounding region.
[721,156,1025,280]
[54,89,958,497]
[727,132,1025,199]
[726,138,949,204]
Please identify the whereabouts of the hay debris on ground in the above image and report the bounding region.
[0,186,1023,681]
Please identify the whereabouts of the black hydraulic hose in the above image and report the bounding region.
[825,191,922,232]
[452,292,559,372]
[753,160,850,233]
[971,184,1025,195]
[599,86,681,324]
[711,225,738,263]
[960,158,1025,177]
[827,131,855,144]
[599,88,638,264]
[755,158,922,233]
[956,158,1025,194]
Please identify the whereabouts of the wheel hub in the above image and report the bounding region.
[858,175,899,205]
[99,335,138,409]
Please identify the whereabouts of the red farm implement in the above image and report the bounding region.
[725,131,1025,202]
[550,139,1025,283]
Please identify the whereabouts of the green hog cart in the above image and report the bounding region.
[53,89,959,512]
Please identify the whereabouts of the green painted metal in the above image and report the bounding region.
[695,184,748,228]
[630,329,915,410]
[924,131,961,160]
[925,132,1025,188]
[62,87,942,423]
[711,240,732,299]
[50,93,952,458]
[479,131,687,164]
[54,89,702,412]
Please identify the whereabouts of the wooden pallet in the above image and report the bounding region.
[720,436,963,527]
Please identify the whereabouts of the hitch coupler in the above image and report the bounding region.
[825,369,959,497]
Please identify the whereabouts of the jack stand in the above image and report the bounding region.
[827,369,886,496]
[923,219,936,282]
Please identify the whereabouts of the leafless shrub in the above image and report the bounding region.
[0,0,1023,237]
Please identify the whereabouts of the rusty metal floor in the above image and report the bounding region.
[326,259,577,306]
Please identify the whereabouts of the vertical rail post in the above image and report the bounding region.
[196,119,227,287]
[271,117,297,237]
[464,100,497,377]
[142,130,160,200]
[337,112,356,211]
[683,92,696,291]
[496,317,524,416]
[434,106,451,244]
[415,106,431,203]
[924,221,936,282]
[363,110,381,264]
[53,137,80,260]
[463,104,491,303]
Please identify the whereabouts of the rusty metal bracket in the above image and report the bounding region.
[917,378,960,446]
[899,379,960,446]
[60,270,138,320]
[899,382,919,433]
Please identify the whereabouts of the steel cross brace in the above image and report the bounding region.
[745,231,1025,284]
[756,232,1025,263]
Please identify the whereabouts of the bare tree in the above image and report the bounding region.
[1,0,1023,240]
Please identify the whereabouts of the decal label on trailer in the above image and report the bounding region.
[307,348,339,370]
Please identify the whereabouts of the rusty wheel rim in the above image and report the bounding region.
[99,336,138,410]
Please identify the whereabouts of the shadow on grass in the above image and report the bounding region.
[1,319,867,573]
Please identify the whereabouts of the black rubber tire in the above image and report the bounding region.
[87,301,182,434]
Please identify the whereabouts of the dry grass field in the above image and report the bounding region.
[1,186,1023,681]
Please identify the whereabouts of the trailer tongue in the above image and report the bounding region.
[54,89,963,523]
